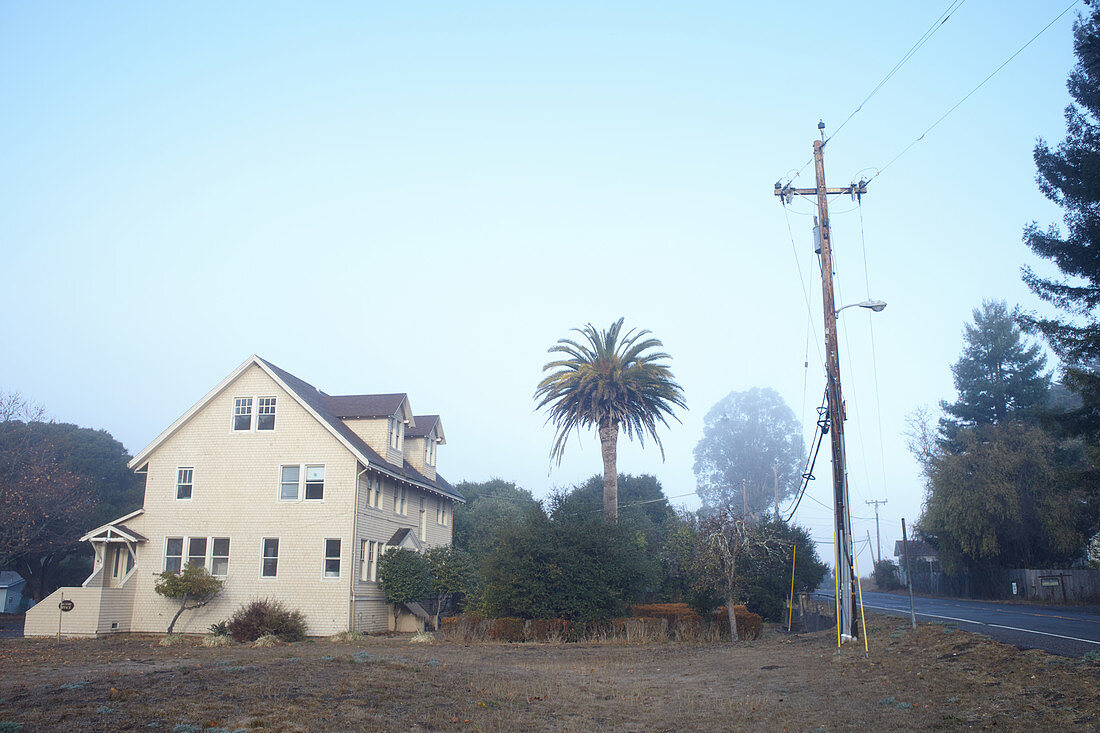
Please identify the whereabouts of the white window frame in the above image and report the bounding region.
[360,539,382,582]
[437,499,449,526]
[394,484,407,516]
[419,499,428,542]
[278,463,325,502]
[323,538,341,579]
[257,396,277,430]
[261,537,280,579]
[210,537,230,577]
[367,476,382,509]
[164,537,184,574]
[234,395,278,432]
[163,535,230,577]
[176,467,194,501]
[233,397,253,431]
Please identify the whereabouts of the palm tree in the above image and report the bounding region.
[535,318,686,521]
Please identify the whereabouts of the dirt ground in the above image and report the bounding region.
[0,614,1097,731]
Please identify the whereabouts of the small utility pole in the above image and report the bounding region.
[866,498,887,565]
[775,122,868,642]
[742,478,748,517]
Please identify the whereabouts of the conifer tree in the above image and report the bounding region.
[939,300,1049,439]
[1022,4,1100,435]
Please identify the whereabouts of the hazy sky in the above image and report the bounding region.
[0,2,1082,569]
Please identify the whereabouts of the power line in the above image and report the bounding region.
[858,202,890,501]
[826,0,969,145]
[868,0,1080,183]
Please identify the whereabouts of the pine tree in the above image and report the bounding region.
[940,300,1049,439]
[1022,4,1100,436]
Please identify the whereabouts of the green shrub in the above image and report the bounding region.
[227,599,307,642]
[208,620,230,637]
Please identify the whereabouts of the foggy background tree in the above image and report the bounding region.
[938,300,1050,441]
[693,387,804,515]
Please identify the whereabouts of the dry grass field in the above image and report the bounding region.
[0,615,1097,731]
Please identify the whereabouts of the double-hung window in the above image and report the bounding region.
[257,397,276,430]
[367,476,382,509]
[394,485,407,515]
[163,536,230,576]
[187,538,207,570]
[234,396,276,431]
[279,464,324,501]
[234,398,253,430]
[437,500,449,526]
[210,538,230,576]
[261,538,279,578]
[164,537,184,573]
[360,540,381,582]
[176,468,193,500]
[324,539,341,578]
[305,465,325,500]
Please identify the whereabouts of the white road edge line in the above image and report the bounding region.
[858,603,1100,646]
[986,624,1100,646]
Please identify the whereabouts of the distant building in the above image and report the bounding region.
[894,536,941,593]
[25,356,463,637]
[0,572,26,614]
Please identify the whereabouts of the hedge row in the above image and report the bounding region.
[439,605,763,643]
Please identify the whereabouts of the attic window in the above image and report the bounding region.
[257,397,276,430]
[234,398,253,430]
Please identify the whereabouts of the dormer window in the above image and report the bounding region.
[425,433,436,466]
[389,417,404,451]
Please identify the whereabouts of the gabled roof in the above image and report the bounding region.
[407,415,445,444]
[894,539,938,559]
[127,356,464,503]
[0,571,25,589]
[324,394,409,421]
[80,510,147,543]
[387,528,422,551]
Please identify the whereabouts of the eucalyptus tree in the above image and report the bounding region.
[535,318,686,521]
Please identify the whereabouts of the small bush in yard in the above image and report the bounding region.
[227,599,307,643]
[251,634,282,648]
[203,634,233,647]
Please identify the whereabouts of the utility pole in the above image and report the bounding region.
[774,122,868,642]
[742,478,748,517]
[866,498,887,565]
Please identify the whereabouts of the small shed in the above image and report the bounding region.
[0,572,26,614]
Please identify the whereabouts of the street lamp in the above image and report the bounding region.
[835,299,887,317]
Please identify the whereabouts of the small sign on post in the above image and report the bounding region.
[58,600,75,612]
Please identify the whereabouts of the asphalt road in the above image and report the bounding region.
[817,590,1100,657]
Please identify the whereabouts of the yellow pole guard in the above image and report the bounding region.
[834,530,841,648]
[853,541,869,656]
[787,544,797,633]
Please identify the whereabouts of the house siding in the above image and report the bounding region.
[125,365,357,636]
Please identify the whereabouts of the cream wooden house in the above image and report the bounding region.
[25,356,463,637]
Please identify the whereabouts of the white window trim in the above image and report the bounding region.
[360,539,382,583]
[260,537,280,580]
[233,395,278,433]
[394,484,408,516]
[367,476,383,510]
[175,467,194,501]
[277,463,326,503]
[163,535,230,577]
[437,499,449,526]
[322,538,342,580]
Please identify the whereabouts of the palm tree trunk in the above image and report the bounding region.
[599,421,618,522]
